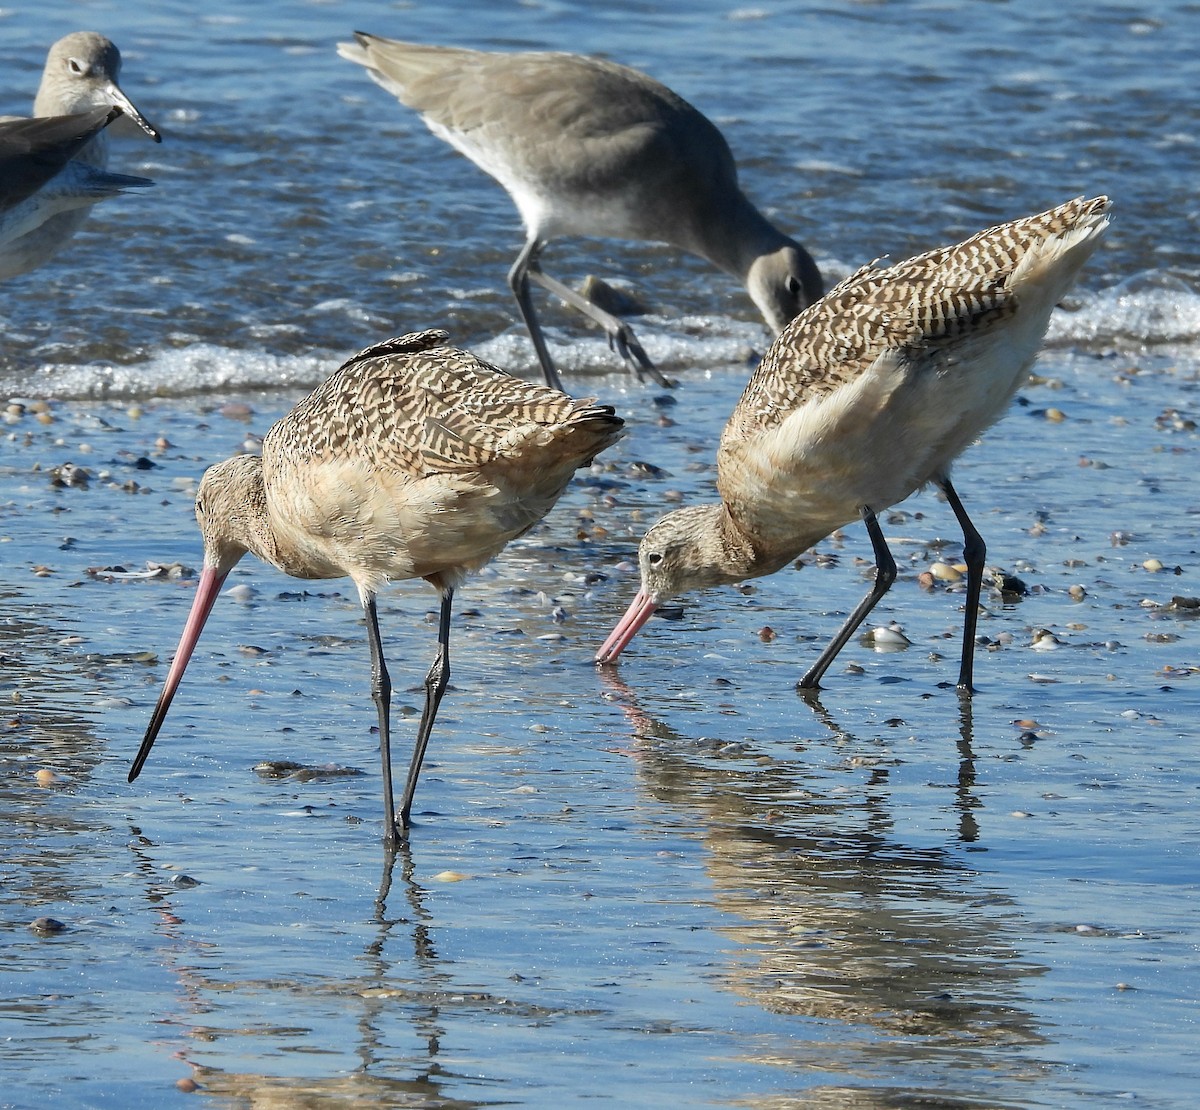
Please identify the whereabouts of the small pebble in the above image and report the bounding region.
[432,870,470,883]
[34,768,58,787]
[929,561,962,582]
[1143,558,1164,573]
[176,1078,200,1093]
[30,916,66,935]
[870,625,912,648]
[1044,407,1066,422]
[758,625,776,642]
[1068,584,1087,601]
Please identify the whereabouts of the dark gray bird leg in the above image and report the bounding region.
[397,588,454,829]
[364,594,399,845]
[936,476,986,694]
[508,239,565,393]
[526,265,671,387]
[798,507,897,691]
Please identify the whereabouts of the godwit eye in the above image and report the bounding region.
[647,552,663,566]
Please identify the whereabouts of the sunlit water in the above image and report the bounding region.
[1,0,1198,1107]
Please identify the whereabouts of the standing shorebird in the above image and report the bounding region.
[129,330,624,842]
[337,33,823,392]
[0,32,160,280]
[0,108,153,261]
[597,196,1110,692]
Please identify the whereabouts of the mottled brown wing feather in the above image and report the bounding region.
[726,196,1105,444]
[266,333,607,479]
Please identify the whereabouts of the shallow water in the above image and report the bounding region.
[2,0,1199,1107]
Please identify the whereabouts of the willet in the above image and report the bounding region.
[0,32,160,280]
[129,329,624,843]
[337,33,824,392]
[596,196,1110,692]
[0,108,153,263]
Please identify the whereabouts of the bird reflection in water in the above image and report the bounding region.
[597,669,1047,1094]
[124,829,483,1106]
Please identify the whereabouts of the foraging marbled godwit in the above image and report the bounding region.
[337,33,823,392]
[129,330,624,841]
[0,108,153,262]
[597,196,1110,692]
[0,32,160,280]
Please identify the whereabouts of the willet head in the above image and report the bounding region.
[33,32,160,143]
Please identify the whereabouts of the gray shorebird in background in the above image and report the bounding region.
[0,32,160,280]
[338,33,823,392]
[129,330,625,844]
[597,197,1111,693]
[0,108,153,267]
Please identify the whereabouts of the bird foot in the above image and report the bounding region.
[610,327,672,388]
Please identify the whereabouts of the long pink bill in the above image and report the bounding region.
[128,566,228,782]
[595,590,658,664]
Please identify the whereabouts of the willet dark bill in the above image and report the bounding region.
[597,196,1111,693]
[0,108,154,265]
[128,330,625,844]
[337,33,823,393]
[0,32,160,280]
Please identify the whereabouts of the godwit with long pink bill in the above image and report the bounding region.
[597,196,1110,692]
[0,32,160,280]
[337,33,823,392]
[130,330,624,842]
[0,108,153,263]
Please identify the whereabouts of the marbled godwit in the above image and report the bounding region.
[337,33,823,392]
[0,32,160,280]
[597,196,1110,693]
[129,330,624,842]
[0,108,153,262]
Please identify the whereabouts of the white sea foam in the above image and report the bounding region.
[1048,272,1200,351]
[11,274,1198,402]
[8,344,341,402]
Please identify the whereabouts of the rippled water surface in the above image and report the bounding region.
[2,0,1199,1107]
